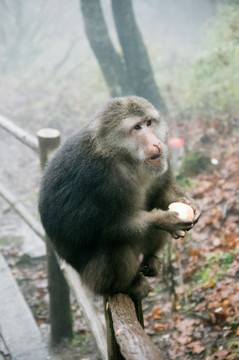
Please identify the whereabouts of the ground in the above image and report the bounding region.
[0,114,239,359]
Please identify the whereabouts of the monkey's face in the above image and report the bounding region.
[120,113,169,173]
[92,96,169,173]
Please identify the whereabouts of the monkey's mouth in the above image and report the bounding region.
[147,153,163,165]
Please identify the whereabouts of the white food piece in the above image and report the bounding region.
[168,202,194,221]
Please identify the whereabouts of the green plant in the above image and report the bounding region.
[228,340,239,356]
[185,2,239,119]
[179,150,211,176]
[72,332,89,354]
[195,251,233,286]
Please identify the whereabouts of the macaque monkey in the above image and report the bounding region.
[39,96,200,299]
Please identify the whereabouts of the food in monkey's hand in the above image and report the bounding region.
[168,202,194,221]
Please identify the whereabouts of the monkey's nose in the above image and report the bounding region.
[153,143,162,155]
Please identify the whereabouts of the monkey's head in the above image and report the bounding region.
[90,96,169,173]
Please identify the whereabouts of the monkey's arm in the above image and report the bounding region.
[150,170,200,225]
[124,208,194,241]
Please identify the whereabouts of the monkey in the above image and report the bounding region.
[38,96,200,299]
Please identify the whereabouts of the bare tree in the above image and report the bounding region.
[111,0,167,112]
[0,0,48,74]
[80,0,166,112]
[80,0,130,97]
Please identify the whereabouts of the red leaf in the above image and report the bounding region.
[153,323,169,332]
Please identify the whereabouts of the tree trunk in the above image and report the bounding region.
[111,0,167,113]
[80,0,130,96]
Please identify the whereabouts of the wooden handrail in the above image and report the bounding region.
[0,114,38,152]
[0,182,44,240]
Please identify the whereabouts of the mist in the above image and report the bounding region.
[0,0,229,132]
[0,1,238,359]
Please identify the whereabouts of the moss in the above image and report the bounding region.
[179,150,211,176]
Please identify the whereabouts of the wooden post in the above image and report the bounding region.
[37,128,73,344]
[37,128,61,168]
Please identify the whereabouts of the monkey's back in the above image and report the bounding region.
[38,129,132,271]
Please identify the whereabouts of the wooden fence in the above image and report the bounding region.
[0,114,163,360]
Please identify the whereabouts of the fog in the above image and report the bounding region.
[0,2,238,359]
[0,0,226,79]
[0,0,231,134]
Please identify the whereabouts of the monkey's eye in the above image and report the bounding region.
[134,124,141,131]
[147,120,152,127]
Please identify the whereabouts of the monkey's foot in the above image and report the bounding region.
[128,274,152,299]
[139,255,162,277]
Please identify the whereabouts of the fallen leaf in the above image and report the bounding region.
[188,340,205,354]
[212,349,229,359]
[153,323,169,332]
[173,333,192,345]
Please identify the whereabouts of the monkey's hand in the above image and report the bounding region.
[176,197,201,225]
[151,208,194,239]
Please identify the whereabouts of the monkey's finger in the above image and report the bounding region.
[188,203,201,224]
[178,230,186,237]
[169,212,193,228]
[177,197,190,205]
[177,220,194,231]
[193,209,201,224]
[171,230,185,239]
[175,230,186,238]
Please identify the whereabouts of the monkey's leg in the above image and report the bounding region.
[111,247,152,299]
[82,245,151,299]
[139,230,168,277]
[128,272,152,299]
